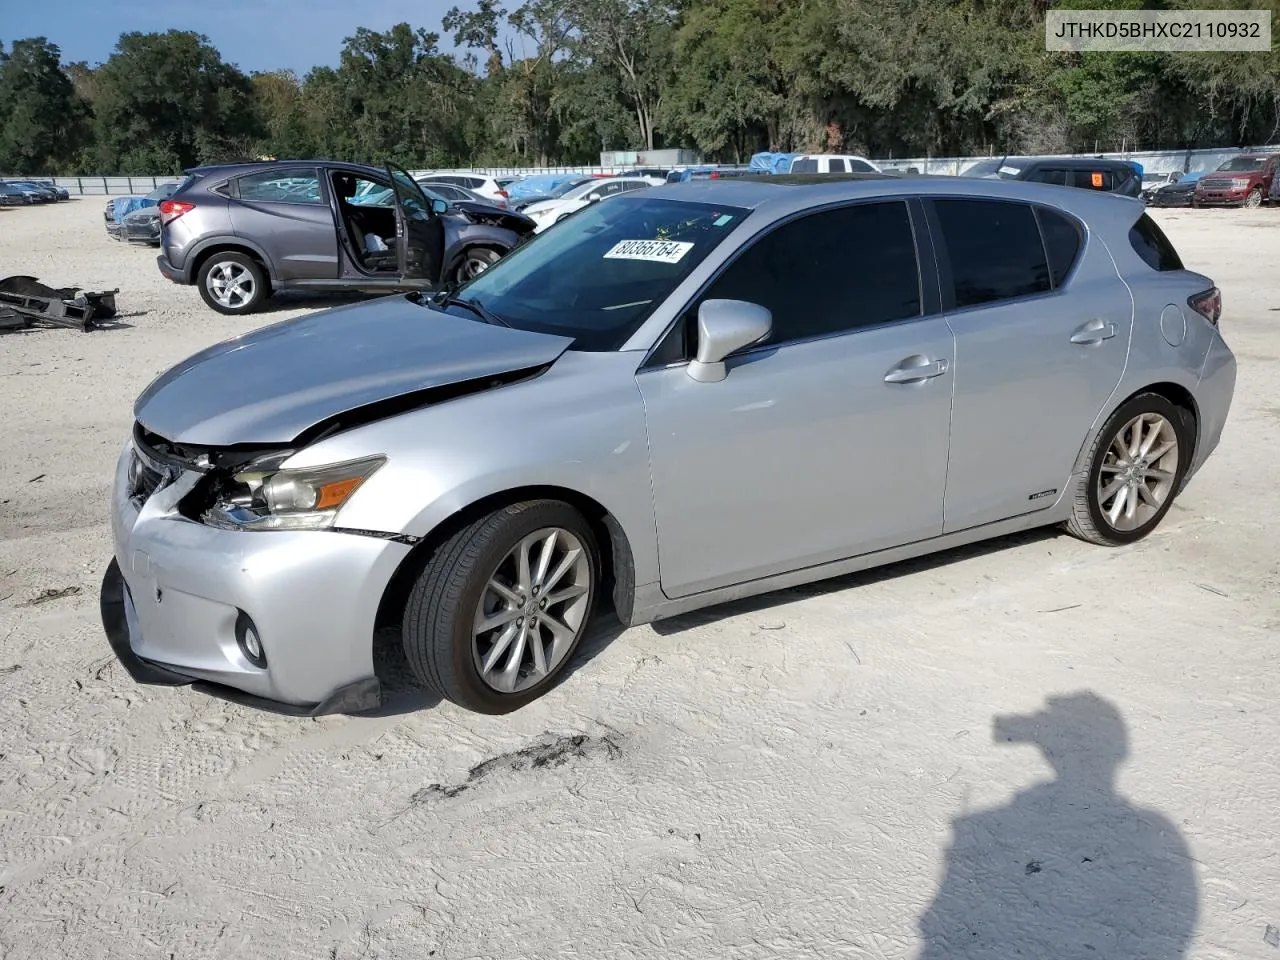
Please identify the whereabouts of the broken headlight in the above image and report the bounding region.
[204,455,386,532]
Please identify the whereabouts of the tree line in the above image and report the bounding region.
[1,0,1278,177]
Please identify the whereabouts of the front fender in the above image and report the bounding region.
[287,351,662,589]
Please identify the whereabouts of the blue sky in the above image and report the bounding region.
[3,0,470,73]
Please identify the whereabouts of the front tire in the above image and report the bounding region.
[402,500,600,714]
[1066,393,1192,546]
[197,252,267,315]
[451,246,501,285]
[1245,187,1263,209]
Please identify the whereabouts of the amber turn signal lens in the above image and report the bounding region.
[314,476,366,510]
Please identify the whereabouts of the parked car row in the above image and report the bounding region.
[0,178,70,204]
[84,149,1277,317]
[103,182,182,243]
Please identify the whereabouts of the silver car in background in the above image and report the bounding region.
[101,175,1236,716]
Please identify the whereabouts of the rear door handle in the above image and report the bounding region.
[884,355,949,384]
[1070,318,1118,345]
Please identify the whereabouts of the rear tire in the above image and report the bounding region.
[1065,393,1193,546]
[402,500,600,714]
[197,252,267,315]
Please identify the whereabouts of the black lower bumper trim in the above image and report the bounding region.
[100,558,193,686]
[100,558,382,716]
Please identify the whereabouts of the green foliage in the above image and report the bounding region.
[88,31,260,174]
[0,38,90,174]
[3,2,1279,175]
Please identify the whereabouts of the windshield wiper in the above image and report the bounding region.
[439,294,510,328]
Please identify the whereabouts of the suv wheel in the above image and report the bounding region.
[1245,187,1263,208]
[452,247,501,285]
[402,500,600,714]
[197,252,267,315]
[1065,393,1192,546]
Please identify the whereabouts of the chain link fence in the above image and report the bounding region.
[9,145,1280,195]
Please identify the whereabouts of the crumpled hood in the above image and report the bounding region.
[134,295,573,446]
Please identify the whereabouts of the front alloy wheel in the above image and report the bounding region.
[1245,187,1263,208]
[453,247,500,284]
[472,527,592,694]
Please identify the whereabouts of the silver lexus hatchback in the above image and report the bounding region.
[101,174,1236,716]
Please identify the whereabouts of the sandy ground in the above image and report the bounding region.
[0,199,1277,959]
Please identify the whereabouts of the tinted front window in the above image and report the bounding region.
[1129,214,1184,271]
[451,197,750,350]
[1035,207,1083,287]
[933,199,1051,307]
[238,170,322,204]
[697,201,921,346]
[849,159,876,173]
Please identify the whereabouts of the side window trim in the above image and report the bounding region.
[640,197,937,371]
[923,195,1068,315]
[1033,204,1086,289]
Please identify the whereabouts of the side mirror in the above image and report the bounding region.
[687,299,772,383]
[587,192,602,202]
[430,198,448,214]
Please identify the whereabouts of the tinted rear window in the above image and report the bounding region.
[933,199,1051,308]
[1129,214,1184,271]
[1035,207,1083,287]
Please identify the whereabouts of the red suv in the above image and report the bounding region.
[1194,154,1279,208]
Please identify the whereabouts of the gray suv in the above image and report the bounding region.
[155,160,536,315]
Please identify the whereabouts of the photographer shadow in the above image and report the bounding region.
[918,692,1198,959]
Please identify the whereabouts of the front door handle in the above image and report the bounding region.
[884,355,949,384]
[1070,318,1118,345]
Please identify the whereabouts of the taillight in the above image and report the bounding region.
[158,199,194,220]
[1188,286,1221,327]
[497,189,509,198]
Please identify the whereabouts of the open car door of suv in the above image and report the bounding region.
[387,164,445,287]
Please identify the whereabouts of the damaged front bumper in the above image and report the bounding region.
[102,438,412,715]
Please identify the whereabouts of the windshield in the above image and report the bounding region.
[1216,156,1266,172]
[548,177,594,198]
[446,196,751,350]
[962,158,1020,179]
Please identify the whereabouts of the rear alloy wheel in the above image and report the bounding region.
[402,500,599,713]
[452,247,501,285]
[1245,187,1263,208]
[1066,393,1192,546]
[197,252,267,315]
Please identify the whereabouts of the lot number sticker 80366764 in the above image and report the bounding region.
[603,239,695,264]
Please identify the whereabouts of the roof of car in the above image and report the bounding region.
[184,159,386,177]
[999,156,1137,169]
[643,171,1144,222]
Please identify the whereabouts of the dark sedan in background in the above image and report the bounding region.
[1143,171,1204,208]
